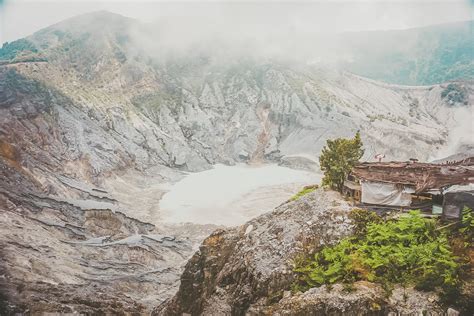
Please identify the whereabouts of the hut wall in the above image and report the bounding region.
[442,191,474,219]
[361,181,412,206]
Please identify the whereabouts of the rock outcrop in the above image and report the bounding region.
[257,283,442,315]
[157,189,443,315]
[157,189,353,314]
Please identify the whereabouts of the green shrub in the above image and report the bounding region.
[294,211,460,295]
[348,209,381,237]
[460,207,473,242]
[319,131,364,192]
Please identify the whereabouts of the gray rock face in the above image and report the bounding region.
[157,189,355,315]
[2,31,473,181]
[4,60,472,180]
[258,283,442,315]
[0,167,196,313]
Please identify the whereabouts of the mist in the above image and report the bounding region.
[1,0,473,57]
[115,1,472,66]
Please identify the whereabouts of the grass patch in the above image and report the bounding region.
[290,185,318,201]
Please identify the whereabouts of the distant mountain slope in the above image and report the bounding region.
[0,11,472,180]
[340,20,474,85]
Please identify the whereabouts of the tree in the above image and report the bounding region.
[319,131,364,192]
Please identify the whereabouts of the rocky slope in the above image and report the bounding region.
[0,153,217,313]
[156,189,443,315]
[0,11,473,313]
[1,12,473,179]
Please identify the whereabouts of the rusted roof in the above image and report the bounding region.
[351,159,474,193]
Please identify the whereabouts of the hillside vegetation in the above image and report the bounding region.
[342,20,474,85]
[294,209,474,313]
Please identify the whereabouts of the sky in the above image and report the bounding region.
[0,0,473,44]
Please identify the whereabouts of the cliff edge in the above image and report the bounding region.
[156,189,444,315]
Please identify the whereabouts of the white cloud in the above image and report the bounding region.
[0,0,472,44]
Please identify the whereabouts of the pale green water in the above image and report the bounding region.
[159,164,321,226]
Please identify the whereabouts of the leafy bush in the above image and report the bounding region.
[294,211,460,295]
[460,207,473,242]
[348,209,381,237]
[290,185,318,201]
[319,131,364,192]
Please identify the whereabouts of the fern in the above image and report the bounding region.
[293,211,460,298]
